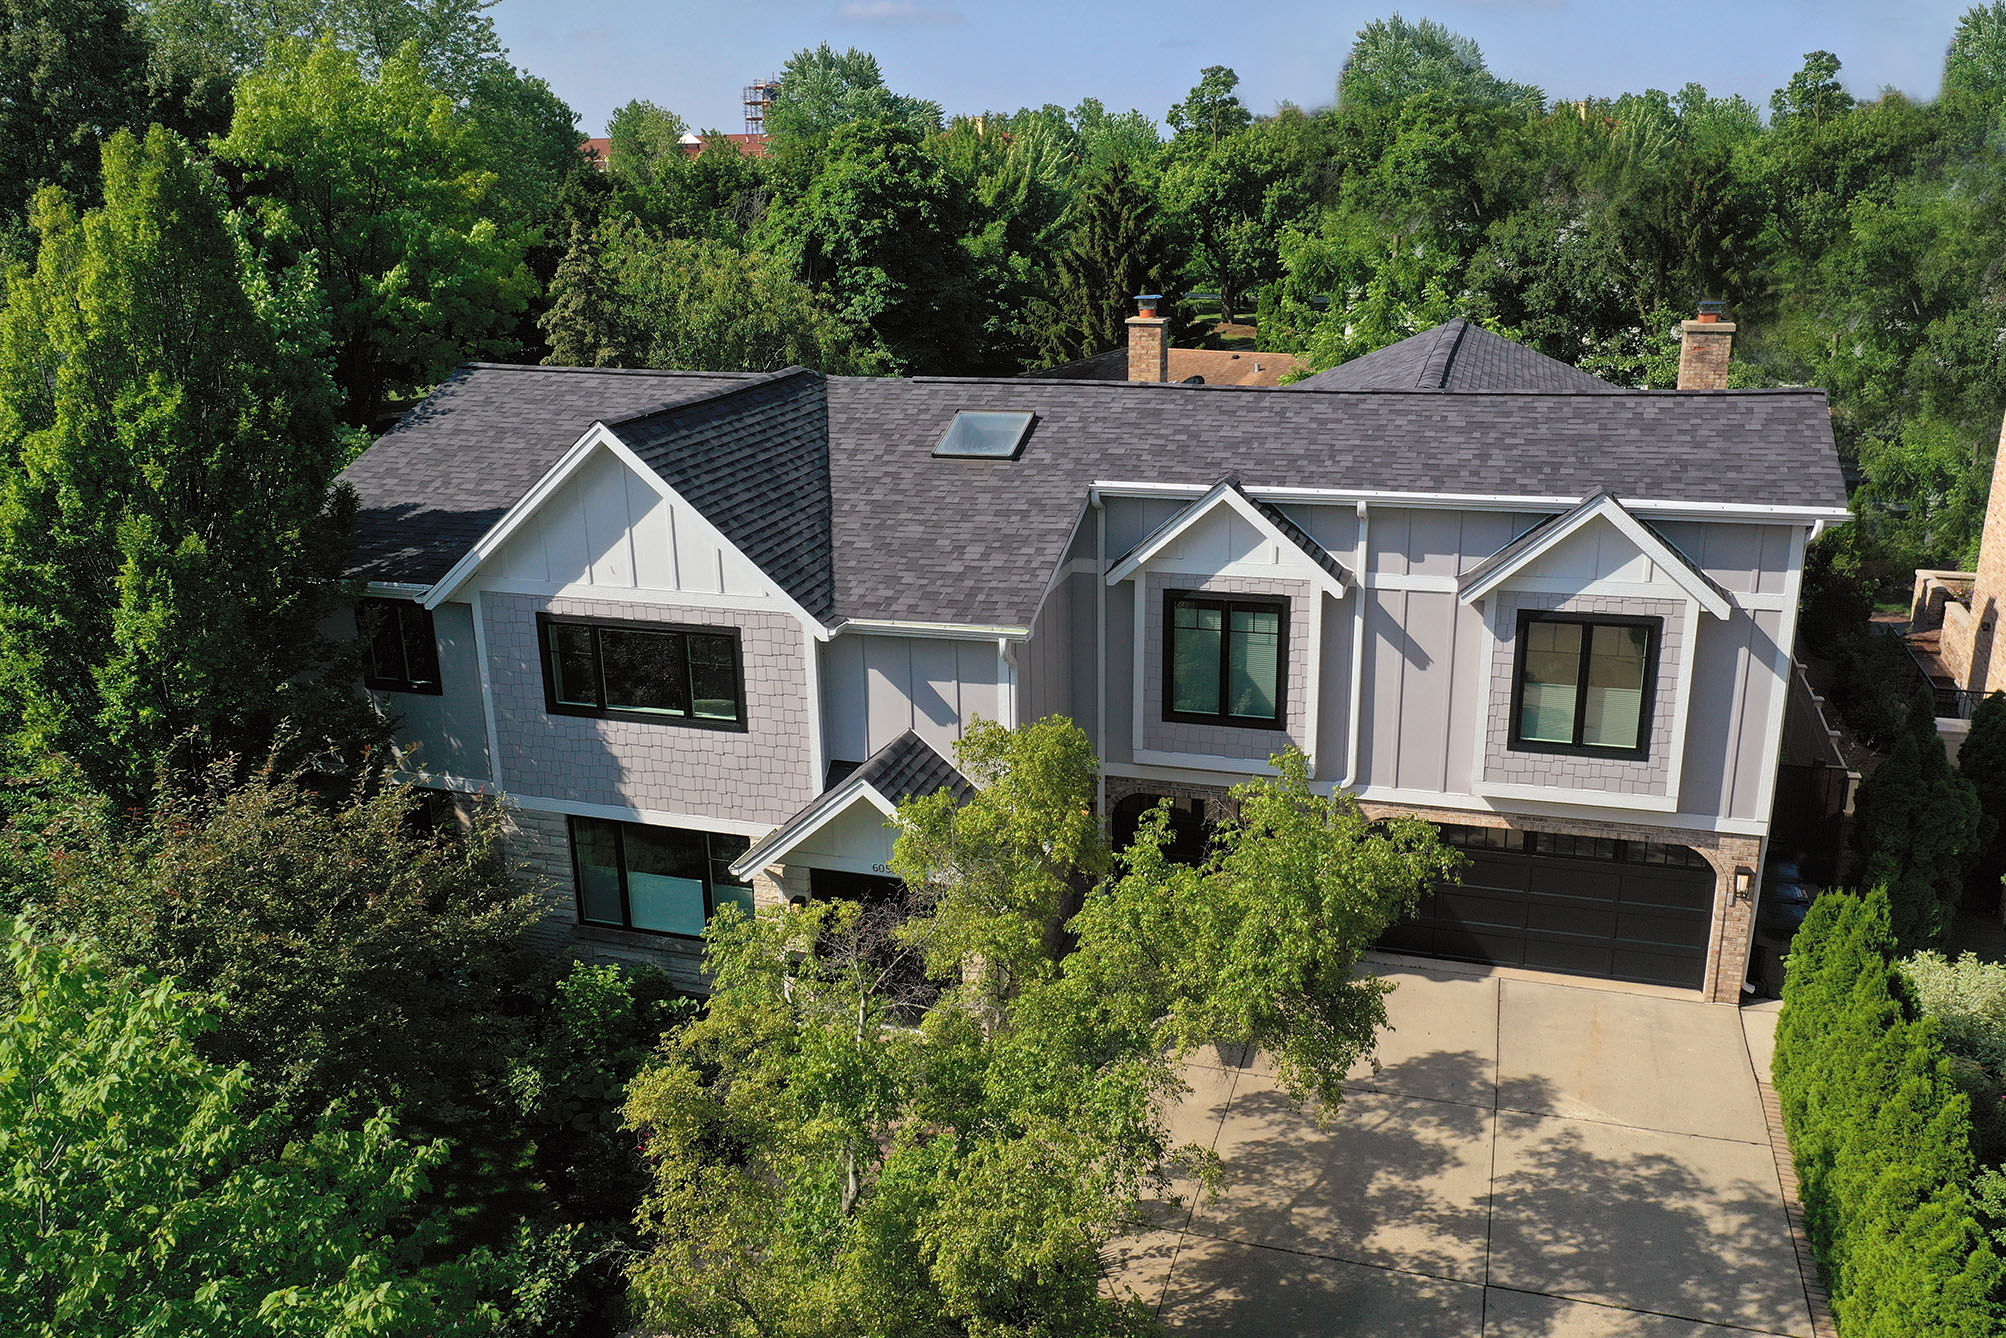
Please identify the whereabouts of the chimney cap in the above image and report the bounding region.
[1133,293,1163,316]
[1695,298,1728,322]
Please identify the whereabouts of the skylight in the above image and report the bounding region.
[932,410,1034,459]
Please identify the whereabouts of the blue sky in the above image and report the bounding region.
[489,1,1980,138]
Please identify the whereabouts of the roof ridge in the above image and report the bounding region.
[459,361,774,380]
[603,366,818,428]
[1420,317,1471,389]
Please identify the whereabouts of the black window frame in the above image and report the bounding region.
[1506,610,1661,760]
[360,598,442,695]
[536,612,748,731]
[566,816,753,940]
[1161,589,1290,730]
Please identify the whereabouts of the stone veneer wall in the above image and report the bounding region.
[1141,572,1312,760]
[1481,591,1684,798]
[483,591,816,825]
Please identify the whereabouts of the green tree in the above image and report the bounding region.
[1337,14,1543,114]
[1771,50,1855,126]
[1851,693,1983,952]
[1958,691,2006,893]
[1040,158,1180,364]
[0,917,481,1338]
[30,767,535,1131]
[0,128,365,807]
[215,39,535,424]
[1166,65,1251,147]
[1945,3,2006,101]
[763,43,941,162]
[608,229,864,373]
[762,115,973,374]
[0,0,150,233]
[624,724,1457,1335]
[539,218,624,367]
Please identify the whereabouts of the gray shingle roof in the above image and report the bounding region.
[823,376,1843,626]
[1291,318,1618,394]
[733,729,974,874]
[341,342,1846,630]
[340,364,765,584]
[1237,481,1349,586]
[612,369,835,622]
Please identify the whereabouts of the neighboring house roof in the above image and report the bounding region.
[611,368,835,622]
[676,132,770,159]
[1106,476,1349,598]
[341,364,766,586]
[1291,318,1618,394]
[342,331,1848,628]
[1031,346,1308,387]
[1457,492,1733,618]
[729,729,975,879]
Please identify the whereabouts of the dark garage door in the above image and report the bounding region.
[1378,826,1716,990]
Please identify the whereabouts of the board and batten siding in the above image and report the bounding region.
[819,634,1005,765]
[489,445,771,598]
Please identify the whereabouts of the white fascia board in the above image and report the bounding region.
[729,779,896,880]
[1104,480,1349,601]
[833,618,1031,640]
[421,422,833,638]
[1458,496,1733,619]
[1089,480,1852,525]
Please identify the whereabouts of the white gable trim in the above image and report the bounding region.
[728,776,898,880]
[1104,480,1349,600]
[421,422,832,637]
[1458,496,1731,619]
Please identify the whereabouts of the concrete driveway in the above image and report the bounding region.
[1111,956,1812,1337]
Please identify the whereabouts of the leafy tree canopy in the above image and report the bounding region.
[0,128,366,806]
[1338,14,1544,114]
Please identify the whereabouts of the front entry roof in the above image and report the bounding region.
[730,730,976,880]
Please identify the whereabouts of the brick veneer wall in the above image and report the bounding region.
[1140,572,1312,761]
[1677,320,1734,390]
[483,591,816,825]
[1481,591,1684,798]
[1963,415,2006,693]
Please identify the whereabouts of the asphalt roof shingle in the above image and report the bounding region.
[339,326,1847,631]
[1290,318,1618,394]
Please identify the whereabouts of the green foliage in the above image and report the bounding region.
[625,724,1454,1336]
[1039,158,1181,364]
[1773,891,2006,1335]
[764,42,942,178]
[215,38,535,423]
[1944,4,2006,102]
[0,917,482,1337]
[1796,523,1876,656]
[763,114,973,374]
[1338,14,1544,114]
[0,0,150,228]
[1959,692,2006,889]
[1851,694,1982,952]
[1166,65,1251,147]
[28,767,536,1132]
[0,128,368,807]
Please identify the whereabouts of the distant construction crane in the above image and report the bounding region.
[743,79,779,135]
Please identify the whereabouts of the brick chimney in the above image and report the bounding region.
[1126,294,1169,383]
[1677,300,1734,390]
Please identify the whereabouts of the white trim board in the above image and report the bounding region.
[1105,478,1350,601]
[1090,480,1852,525]
[1458,495,1732,619]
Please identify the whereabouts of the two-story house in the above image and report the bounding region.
[339,312,1847,1003]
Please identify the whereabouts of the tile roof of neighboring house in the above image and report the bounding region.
[611,368,835,622]
[1031,346,1308,387]
[340,325,1848,629]
[340,364,765,585]
[1291,317,1618,393]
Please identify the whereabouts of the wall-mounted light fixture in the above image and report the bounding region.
[1733,866,1754,902]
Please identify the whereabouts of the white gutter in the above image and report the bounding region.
[834,617,1031,641]
[1342,500,1369,790]
[1088,481,1852,525]
[1092,487,1107,822]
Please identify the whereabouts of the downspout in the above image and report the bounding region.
[1092,488,1107,822]
[1341,500,1369,790]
